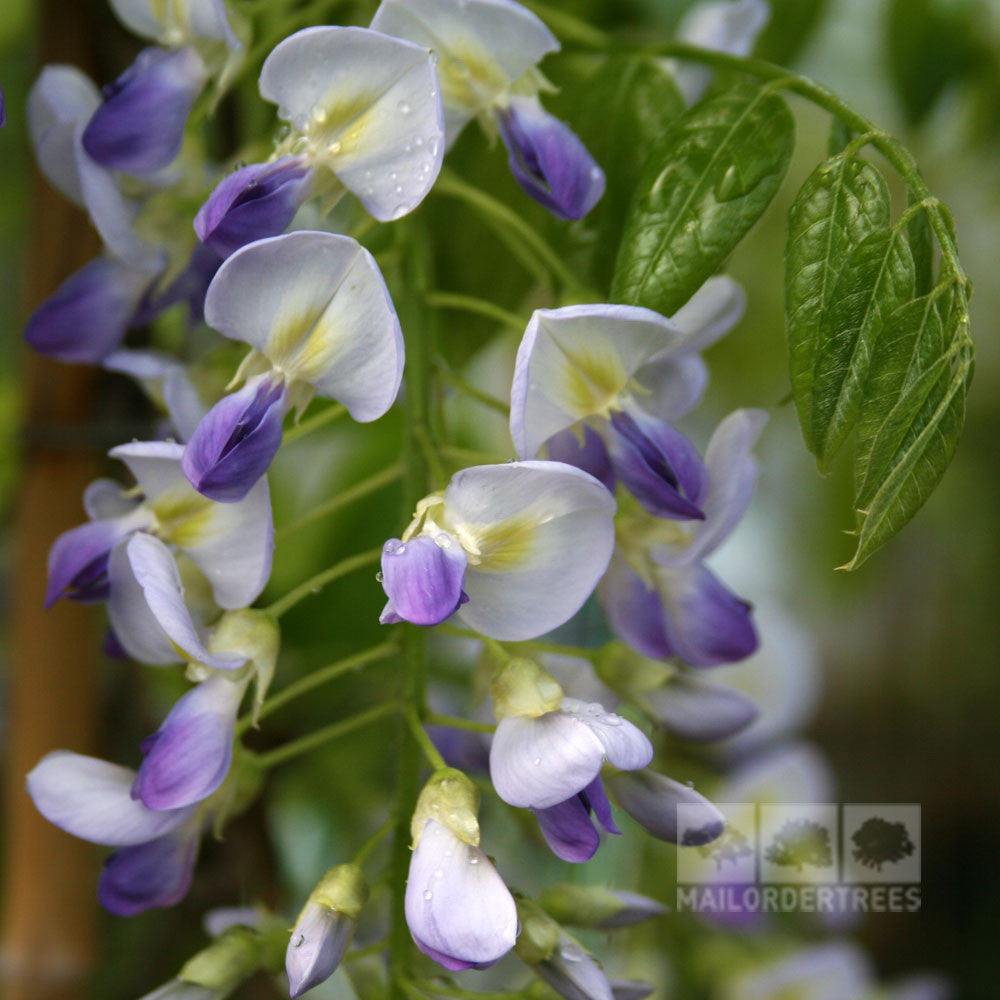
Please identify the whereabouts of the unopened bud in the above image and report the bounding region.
[178,927,261,994]
[514,898,560,966]
[491,658,564,720]
[593,642,673,699]
[411,768,480,846]
[534,931,613,1000]
[538,884,666,929]
[606,769,724,845]
[286,864,368,998]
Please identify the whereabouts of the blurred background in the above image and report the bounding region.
[1,0,998,998]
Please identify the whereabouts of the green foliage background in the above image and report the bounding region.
[1,0,999,997]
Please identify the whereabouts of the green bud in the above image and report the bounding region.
[179,928,261,994]
[513,898,560,966]
[208,609,281,719]
[593,641,674,699]
[491,658,564,720]
[411,768,480,847]
[539,883,667,930]
[306,863,369,923]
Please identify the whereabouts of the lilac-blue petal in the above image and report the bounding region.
[661,563,759,667]
[25,257,151,364]
[181,376,287,502]
[45,519,131,607]
[412,939,476,972]
[497,97,604,221]
[195,157,313,258]
[132,676,243,810]
[607,410,706,520]
[534,796,600,863]
[599,557,673,661]
[581,776,620,835]
[546,426,616,493]
[380,535,467,627]
[82,47,205,175]
[643,674,758,742]
[98,824,199,916]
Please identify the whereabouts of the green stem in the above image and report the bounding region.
[425,291,527,332]
[257,702,398,769]
[438,445,513,466]
[425,712,496,735]
[404,705,448,770]
[277,464,404,540]
[344,940,390,963]
[237,640,399,735]
[434,369,511,416]
[282,403,347,445]
[354,816,396,868]
[388,219,436,1000]
[265,547,382,618]
[435,169,590,295]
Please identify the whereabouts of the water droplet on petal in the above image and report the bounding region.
[395,184,404,195]
[294,934,305,948]
[433,868,443,879]
[328,140,342,155]
[560,943,585,962]
[375,571,384,583]
[533,757,542,766]
[415,136,424,147]
[468,856,478,865]
[685,779,695,788]
[398,100,411,114]
[423,890,433,900]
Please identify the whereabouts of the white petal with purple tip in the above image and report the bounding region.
[26,751,195,847]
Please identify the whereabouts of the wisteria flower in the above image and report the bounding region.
[182,230,404,501]
[405,770,517,970]
[46,440,273,623]
[510,280,744,519]
[26,751,201,915]
[371,0,604,218]
[380,460,615,640]
[600,409,767,667]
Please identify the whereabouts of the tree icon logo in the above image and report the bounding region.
[764,818,833,871]
[851,816,915,871]
[697,824,754,871]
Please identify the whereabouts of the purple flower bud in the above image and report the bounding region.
[606,769,724,846]
[134,243,222,329]
[535,933,614,1000]
[182,374,288,502]
[546,426,615,493]
[606,410,705,520]
[379,533,468,627]
[195,157,314,258]
[611,981,655,1000]
[25,256,152,364]
[98,822,200,916]
[82,46,206,175]
[132,674,246,811]
[286,899,356,998]
[640,673,758,743]
[45,521,131,607]
[497,97,605,220]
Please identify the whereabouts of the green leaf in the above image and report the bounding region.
[757,0,831,66]
[785,154,889,451]
[907,192,935,295]
[568,55,685,293]
[847,286,971,568]
[811,227,916,470]
[611,85,794,316]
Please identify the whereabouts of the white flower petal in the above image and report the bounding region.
[107,0,163,42]
[259,26,444,220]
[110,440,190,500]
[371,0,558,143]
[568,698,653,772]
[669,275,745,354]
[718,742,835,805]
[510,304,683,460]
[444,461,615,641]
[404,820,517,969]
[83,477,141,521]
[108,538,182,664]
[203,231,403,419]
[27,65,101,205]
[635,352,708,423]
[126,533,246,671]
[490,712,606,809]
[26,750,195,847]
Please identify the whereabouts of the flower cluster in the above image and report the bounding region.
[15,2,927,999]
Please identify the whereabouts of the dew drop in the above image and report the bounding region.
[390,171,398,181]
[533,757,542,766]
[434,868,444,879]
[294,934,305,948]
[423,890,433,900]
[685,779,695,788]
[415,136,424,147]
[395,184,404,195]
[560,943,585,963]
[468,856,478,865]
[375,571,384,583]
[398,100,412,114]
[328,140,342,155]
[590,166,602,181]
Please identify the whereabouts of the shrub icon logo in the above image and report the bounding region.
[843,805,920,883]
[760,805,838,884]
[764,818,834,872]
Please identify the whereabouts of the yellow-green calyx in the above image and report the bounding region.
[303,863,369,924]
[179,927,261,992]
[411,768,480,847]
[594,641,675,699]
[513,898,560,966]
[538,883,627,928]
[491,658,564,720]
[205,608,281,719]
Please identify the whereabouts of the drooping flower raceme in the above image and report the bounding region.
[488,659,653,862]
[194,25,445,255]
[600,409,767,667]
[379,461,616,640]
[182,230,404,501]
[371,0,605,219]
[405,770,518,970]
[46,440,273,626]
